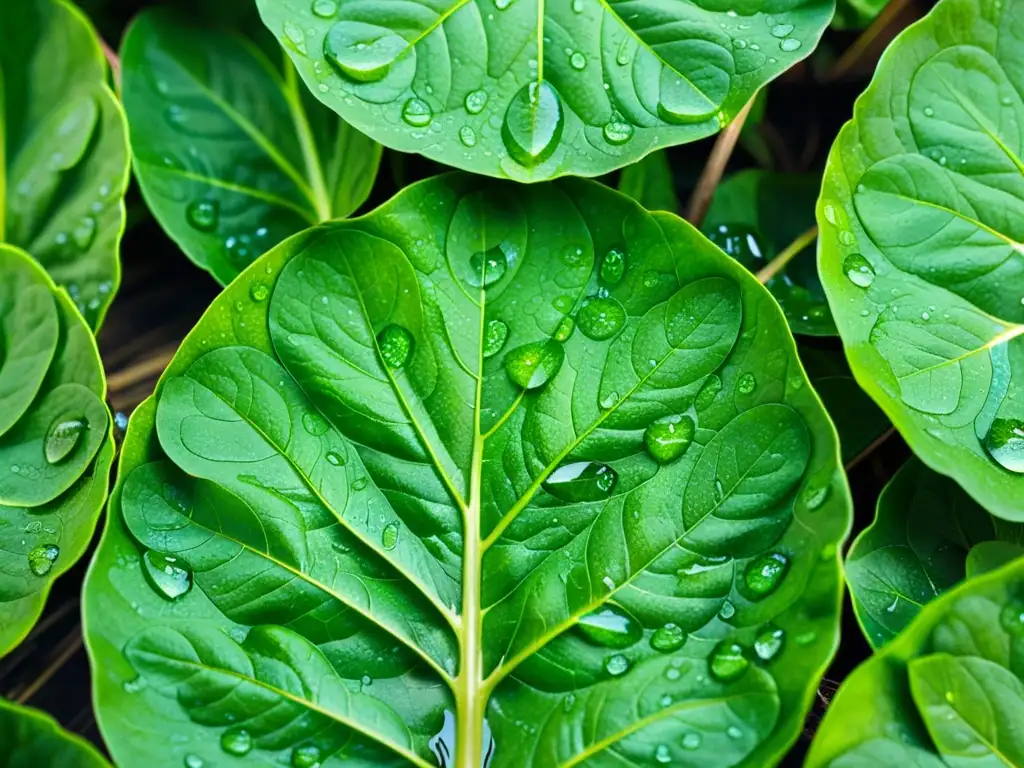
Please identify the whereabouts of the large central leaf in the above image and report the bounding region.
[85,175,849,767]
[254,0,834,181]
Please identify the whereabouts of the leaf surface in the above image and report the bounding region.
[0,699,110,768]
[84,175,850,767]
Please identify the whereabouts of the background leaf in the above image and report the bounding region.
[817,0,1024,519]
[0,698,110,767]
[0,0,129,329]
[253,0,835,181]
[617,151,680,213]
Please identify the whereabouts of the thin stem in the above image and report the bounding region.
[101,38,121,90]
[845,426,896,472]
[755,225,818,284]
[825,0,916,82]
[14,629,82,704]
[686,94,757,225]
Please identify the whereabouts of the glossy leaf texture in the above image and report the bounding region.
[84,174,850,767]
[120,8,383,286]
[0,0,129,329]
[0,699,111,767]
[807,556,1024,767]
[0,245,113,657]
[847,458,1024,649]
[254,0,834,182]
[704,170,831,336]
[817,0,1024,519]
[617,151,680,213]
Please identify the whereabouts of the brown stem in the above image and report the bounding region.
[755,225,819,284]
[100,38,121,90]
[825,0,916,82]
[686,95,757,226]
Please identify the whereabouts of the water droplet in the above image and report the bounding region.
[382,522,399,550]
[650,622,686,652]
[719,600,736,620]
[459,125,477,147]
[734,39,747,49]
[401,97,432,127]
[324,21,405,81]
[709,640,749,682]
[311,0,338,17]
[325,449,347,466]
[999,600,1024,637]
[283,21,308,54]
[186,200,219,233]
[302,412,329,436]
[695,375,722,411]
[502,81,564,167]
[465,89,489,114]
[543,460,618,502]
[603,117,634,146]
[600,391,620,410]
[984,419,1024,473]
[616,38,632,65]
[843,254,875,288]
[569,51,587,70]
[27,544,59,576]
[802,484,829,510]
[142,550,193,600]
[577,604,642,648]
[795,630,817,646]
[576,296,626,340]
[184,755,204,768]
[288,745,322,768]
[351,476,368,491]
[600,249,626,284]
[923,106,935,117]
[72,216,97,250]
[483,320,509,358]
[706,223,765,271]
[220,728,253,756]
[770,23,794,36]
[572,0,584,11]
[553,316,575,342]
[605,654,630,676]
[779,38,802,52]
[754,624,785,662]
[737,373,756,395]
[744,552,789,598]
[249,282,270,303]
[505,340,564,389]
[377,324,414,369]
[644,415,695,464]
[495,0,513,9]
[681,733,702,750]
[726,726,743,740]
[469,246,508,287]
[655,744,672,764]
[42,417,86,464]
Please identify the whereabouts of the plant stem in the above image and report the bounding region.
[686,94,757,225]
[825,0,916,82]
[755,225,818,284]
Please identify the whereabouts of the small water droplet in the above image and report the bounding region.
[401,97,433,127]
[726,725,743,740]
[754,624,785,662]
[709,640,749,682]
[577,604,642,648]
[650,622,686,652]
[604,653,630,676]
[465,89,489,114]
[603,117,634,146]
[802,484,830,510]
[44,418,86,464]
[543,461,618,502]
[983,419,1024,473]
[142,550,193,600]
[323,21,405,82]
[377,324,414,369]
[351,476,368,491]
[999,600,1024,637]
[184,755,204,768]
[644,415,695,464]
[469,246,508,287]
[283,21,308,54]
[923,106,935,117]
[505,340,564,389]
[719,600,736,620]
[311,0,338,17]
[553,316,575,342]
[250,283,269,302]
[600,249,626,284]
[737,373,756,395]
[382,522,399,550]
[27,544,60,576]
[72,216,97,250]
[576,296,626,340]
[459,125,478,147]
[770,22,794,37]
[483,319,509,358]
[502,81,564,167]
[681,733,702,750]
[186,200,219,232]
[569,51,587,70]
[844,253,875,288]
[655,744,672,764]
[616,38,632,65]
[220,728,253,756]
[744,552,789,598]
[779,38,801,52]
[291,745,322,768]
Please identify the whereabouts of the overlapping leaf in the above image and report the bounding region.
[254,0,834,181]
[120,8,382,285]
[84,175,849,767]
[817,0,1024,519]
[0,245,113,657]
[808,557,1024,767]
[0,0,129,328]
[0,699,110,768]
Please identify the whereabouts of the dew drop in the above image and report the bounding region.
[72,216,97,250]
[44,418,86,464]
[220,728,253,756]
[706,223,765,271]
[302,412,329,436]
[142,550,193,600]
[770,23,794,37]
[311,0,338,17]
[569,51,587,70]
[616,38,632,65]
[469,246,508,287]
[323,21,405,82]
[382,522,400,550]
[983,419,1024,473]
[719,600,736,620]
[543,461,618,502]
[695,375,722,411]
[576,296,626,340]
[737,372,756,395]
[681,733,702,750]
[465,89,489,114]
[27,544,60,576]
[644,415,695,464]
[401,97,433,127]
[459,125,478,147]
[325,449,347,466]
[999,600,1024,637]
[602,117,634,146]
[504,340,564,390]
[843,254,875,288]
[184,755,204,768]
[483,319,509,358]
[802,483,830,510]
[655,744,672,764]
[186,200,219,233]
[351,476,368,491]
[553,316,575,342]
[923,106,935,117]
[604,653,630,676]
[577,604,642,648]
[779,38,802,52]
[600,249,626,284]
[709,641,749,682]
[495,0,513,9]
[377,324,414,369]
[744,552,789,598]
[727,726,743,740]
[754,624,785,662]
[291,745,323,768]
[283,21,308,54]
[502,81,564,167]
[249,282,270,303]
[650,622,686,652]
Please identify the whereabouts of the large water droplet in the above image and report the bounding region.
[402,97,433,127]
[983,419,1024,473]
[543,461,618,502]
[650,622,686,652]
[465,89,489,114]
[377,324,414,370]
[302,412,329,436]
[658,70,719,124]
[382,522,399,550]
[779,38,802,52]
[600,249,626,285]
[483,319,509,358]
[644,415,695,464]
[802,483,830,511]
[502,81,564,167]
[505,340,564,390]
[459,125,477,147]
[737,373,756,395]
[707,223,765,271]
[770,23,794,37]
[186,200,219,232]
[577,604,642,648]
[142,550,194,600]
[27,544,59,576]
[323,21,405,82]
[220,728,253,757]
[743,552,789,598]
[469,246,508,288]
[604,653,630,676]
[553,316,575,342]
[709,640,749,682]
[311,0,338,17]
[754,624,785,662]
[843,254,875,288]
[576,296,626,340]
[603,118,634,146]
[44,418,86,464]
[291,745,323,768]
[695,375,722,411]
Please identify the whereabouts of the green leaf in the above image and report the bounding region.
[0,244,113,657]
[0,698,110,767]
[832,0,890,29]
[704,170,832,336]
[0,0,129,329]
[847,458,1024,650]
[253,0,835,182]
[120,8,382,286]
[84,175,850,767]
[817,0,1024,520]
[807,557,1024,767]
[617,151,679,213]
